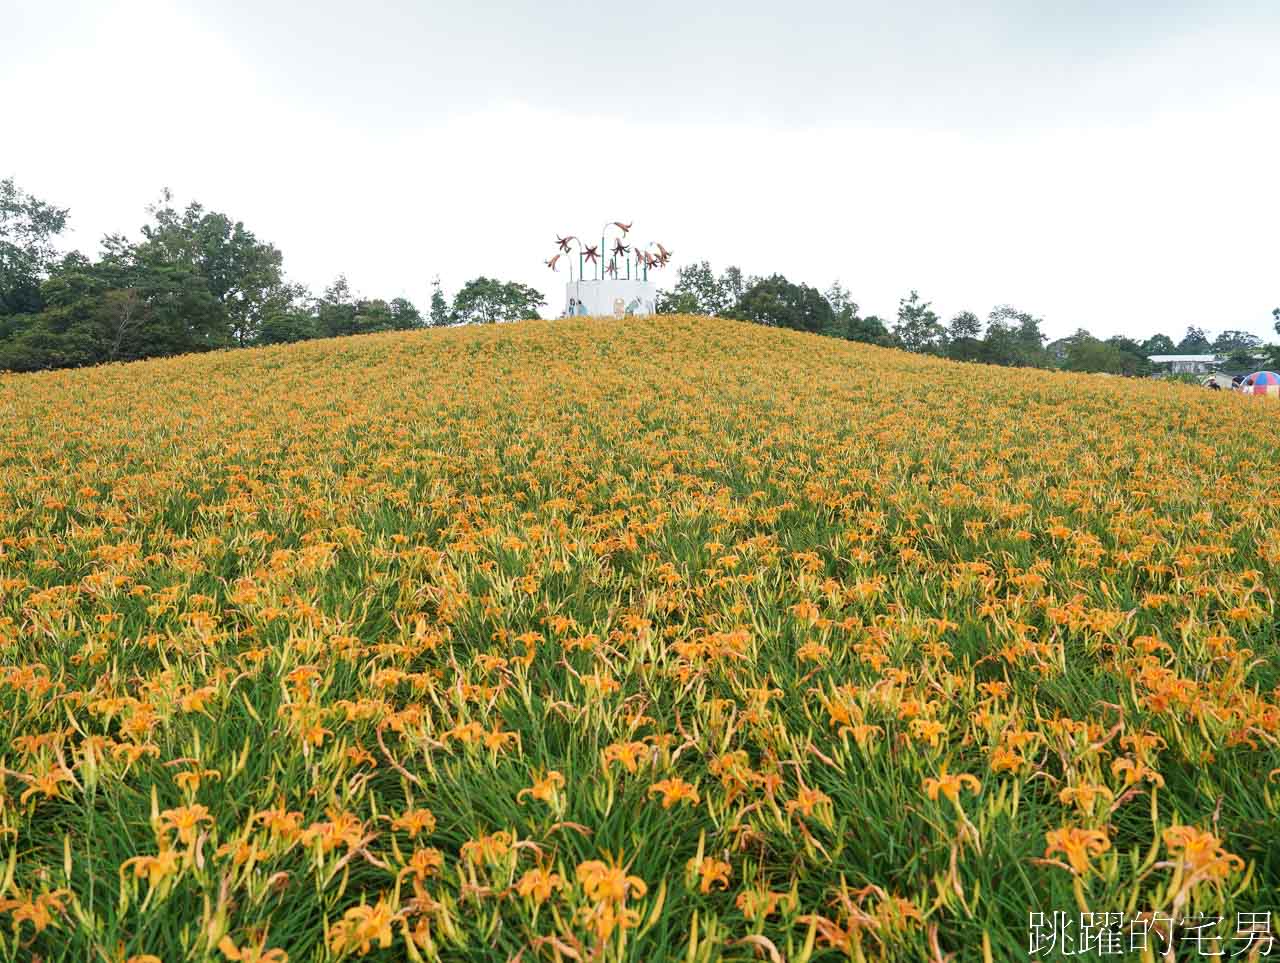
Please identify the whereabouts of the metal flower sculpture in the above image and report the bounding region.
[546,222,669,281]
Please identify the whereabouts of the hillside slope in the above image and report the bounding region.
[1,315,1277,960]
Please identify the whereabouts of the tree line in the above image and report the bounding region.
[0,178,545,372]
[658,261,1280,375]
[4,176,1277,375]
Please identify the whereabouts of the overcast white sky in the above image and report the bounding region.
[5,0,1278,341]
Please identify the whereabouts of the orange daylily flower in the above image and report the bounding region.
[1045,827,1111,875]
[648,777,700,808]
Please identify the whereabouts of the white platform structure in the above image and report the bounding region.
[564,278,658,319]
[544,221,671,319]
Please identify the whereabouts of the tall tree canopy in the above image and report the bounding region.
[843,314,892,345]
[138,191,297,346]
[0,188,424,371]
[893,290,944,354]
[944,311,983,361]
[1141,333,1176,355]
[429,277,450,327]
[451,277,545,324]
[1176,325,1212,353]
[656,261,743,316]
[822,281,892,345]
[0,231,228,372]
[315,276,424,338]
[1212,329,1263,353]
[1210,329,1265,369]
[1061,330,1151,375]
[0,177,70,316]
[728,274,833,334]
[979,305,1049,367]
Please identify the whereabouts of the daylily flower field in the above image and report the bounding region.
[0,315,1277,960]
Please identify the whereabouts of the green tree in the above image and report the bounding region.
[893,290,944,354]
[1176,326,1212,353]
[845,314,892,345]
[720,266,746,311]
[0,242,226,370]
[256,308,317,345]
[348,296,423,334]
[351,299,394,334]
[388,297,423,330]
[728,274,833,334]
[0,258,105,371]
[1106,334,1144,356]
[1061,330,1150,375]
[0,252,109,370]
[824,281,856,320]
[0,189,298,369]
[137,191,294,346]
[822,281,857,338]
[1063,335,1119,373]
[1014,311,1048,360]
[821,283,894,345]
[945,311,983,361]
[316,276,358,338]
[1105,336,1153,374]
[979,305,1049,367]
[948,311,981,340]
[1141,333,1176,354]
[1221,348,1261,370]
[656,261,709,314]
[101,250,228,358]
[1207,328,1262,371]
[676,261,721,315]
[655,289,699,314]
[99,288,147,362]
[0,177,70,315]
[451,277,545,324]
[429,277,450,327]
[656,261,744,316]
[1212,330,1262,355]
[266,280,421,344]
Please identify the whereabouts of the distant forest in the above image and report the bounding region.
[659,263,1280,376]
[3,177,1277,375]
[0,178,544,372]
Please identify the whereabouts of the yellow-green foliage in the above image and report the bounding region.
[0,315,1277,960]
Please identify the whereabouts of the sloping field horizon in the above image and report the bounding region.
[1,315,1277,960]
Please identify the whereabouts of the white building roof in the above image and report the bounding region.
[1147,354,1217,363]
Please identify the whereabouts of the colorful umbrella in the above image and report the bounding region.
[1242,371,1280,397]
